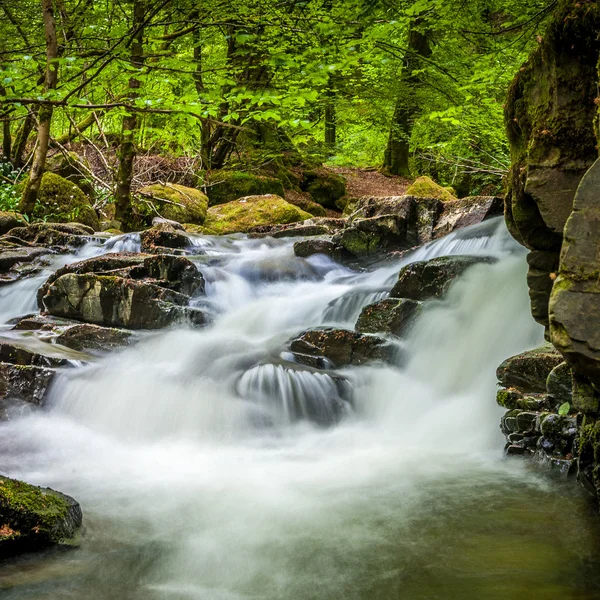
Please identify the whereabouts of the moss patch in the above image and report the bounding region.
[202,194,311,235]
[205,171,285,206]
[406,176,457,202]
[21,172,99,230]
[135,184,208,225]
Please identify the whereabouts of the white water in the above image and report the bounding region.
[2,219,599,599]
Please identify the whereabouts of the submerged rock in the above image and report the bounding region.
[288,327,398,368]
[390,255,495,301]
[355,298,422,338]
[496,344,563,394]
[38,253,207,329]
[0,476,82,557]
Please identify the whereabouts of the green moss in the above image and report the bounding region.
[302,170,346,209]
[21,172,99,230]
[496,389,523,409]
[406,176,457,202]
[135,184,208,225]
[337,228,381,256]
[205,171,285,206]
[202,194,311,235]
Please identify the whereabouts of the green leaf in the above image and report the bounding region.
[558,403,570,416]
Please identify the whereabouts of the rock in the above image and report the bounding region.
[300,169,346,209]
[390,255,495,301]
[526,250,560,327]
[4,222,92,253]
[0,341,69,368]
[496,344,564,393]
[0,476,82,556]
[202,195,311,235]
[38,253,208,330]
[546,362,572,405]
[152,217,185,230]
[549,159,600,386]
[249,223,330,238]
[20,172,99,231]
[496,388,547,412]
[205,171,285,206]
[355,298,422,338]
[293,239,344,260]
[288,327,398,368]
[0,245,50,272]
[136,184,208,225]
[0,363,55,409]
[539,413,578,455]
[55,324,133,352]
[284,190,327,217]
[139,222,190,253]
[0,211,26,235]
[432,196,503,239]
[406,176,457,202]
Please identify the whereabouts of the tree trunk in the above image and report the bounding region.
[21,0,58,216]
[13,110,36,169]
[115,0,144,230]
[383,19,431,177]
[324,80,336,150]
[2,118,11,163]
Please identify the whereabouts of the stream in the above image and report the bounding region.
[1,217,600,599]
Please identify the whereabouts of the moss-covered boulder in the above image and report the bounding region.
[20,172,99,231]
[496,344,564,394]
[355,298,422,338]
[135,184,208,225]
[0,476,82,556]
[390,255,495,301]
[0,211,26,235]
[205,171,285,206]
[301,169,346,209]
[202,195,311,235]
[45,151,94,198]
[289,327,398,369]
[284,190,327,217]
[406,176,457,202]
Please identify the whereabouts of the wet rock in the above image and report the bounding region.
[355,298,422,338]
[546,362,573,405]
[0,245,50,272]
[293,239,344,260]
[390,255,495,301]
[539,413,578,456]
[7,222,93,251]
[38,253,207,330]
[496,388,547,412]
[0,363,54,409]
[139,223,190,254]
[0,476,82,557]
[288,327,398,368]
[432,196,503,239]
[526,250,560,328]
[250,224,330,238]
[55,324,133,352]
[497,344,563,393]
[0,341,69,368]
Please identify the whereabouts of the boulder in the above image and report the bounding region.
[0,211,26,235]
[432,196,503,239]
[496,344,564,394]
[0,363,55,410]
[406,176,457,202]
[300,169,346,209]
[38,253,208,330]
[135,184,208,225]
[6,222,93,251]
[293,239,344,260]
[20,172,99,231]
[205,171,285,206]
[45,151,94,198]
[202,195,311,235]
[549,159,600,386]
[355,298,422,338]
[389,255,495,301]
[139,222,190,253]
[284,190,327,217]
[55,324,133,352]
[288,327,397,368]
[0,476,82,556]
[546,362,573,406]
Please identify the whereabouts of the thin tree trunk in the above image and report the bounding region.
[2,118,11,163]
[115,0,144,230]
[383,19,431,177]
[21,0,58,215]
[13,110,36,169]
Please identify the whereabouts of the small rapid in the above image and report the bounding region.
[1,218,599,599]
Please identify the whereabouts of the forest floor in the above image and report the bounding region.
[331,167,411,198]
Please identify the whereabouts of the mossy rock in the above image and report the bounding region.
[205,171,285,206]
[301,170,346,209]
[0,476,82,556]
[406,176,457,202]
[0,211,26,235]
[21,172,99,231]
[202,195,311,235]
[45,151,94,198]
[135,184,208,225]
[285,191,327,217]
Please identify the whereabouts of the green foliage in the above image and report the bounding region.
[558,402,571,416]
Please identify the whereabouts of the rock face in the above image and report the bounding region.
[355,298,422,338]
[38,253,207,329]
[205,171,285,206]
[136,184,208,225]
[202,195,311,234]
[288,328,398,368]
[390,255,495,301]
[0,476,82,556]
[20,172,99,231]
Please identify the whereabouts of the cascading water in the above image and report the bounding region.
[1,218,600,599]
